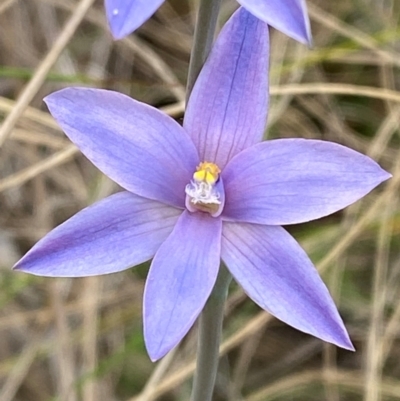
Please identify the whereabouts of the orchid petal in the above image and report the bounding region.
[184,7,269,169]
[45,88,199,209]
[238,0,312,45]
[144,211,221,361]
[14,192,181,277]
[105,0,165,39]
[222,222,354,349]
[223,139,391,225]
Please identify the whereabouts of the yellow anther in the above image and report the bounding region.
[193,162,220,184]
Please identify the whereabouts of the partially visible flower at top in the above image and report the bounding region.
[14,8,389,361]
[105,0,311,44]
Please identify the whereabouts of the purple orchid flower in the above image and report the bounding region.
[105,0,311,44]
[15,8,389,361]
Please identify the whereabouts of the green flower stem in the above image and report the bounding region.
[191,265,232,401]
[187,2,226,399]
[185,0,222,103]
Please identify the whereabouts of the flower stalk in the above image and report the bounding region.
[191,265,232,401]
[186,2,228,399]
[186,0,222,102]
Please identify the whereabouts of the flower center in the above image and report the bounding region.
[185,162,224,217]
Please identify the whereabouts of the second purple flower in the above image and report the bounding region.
[105,0,312,44]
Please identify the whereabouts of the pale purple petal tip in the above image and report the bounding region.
[105,0,165,39]
[14,192,181,277]
[238,0,312,45]
[184,7,269,169]
[45,88,199,209]
[144,211,222,361]
[222,222,354,350]
[223,139,391,225]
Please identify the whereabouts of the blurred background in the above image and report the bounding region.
[0,0,399,400]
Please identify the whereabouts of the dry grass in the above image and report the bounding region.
[0,0,400,400]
